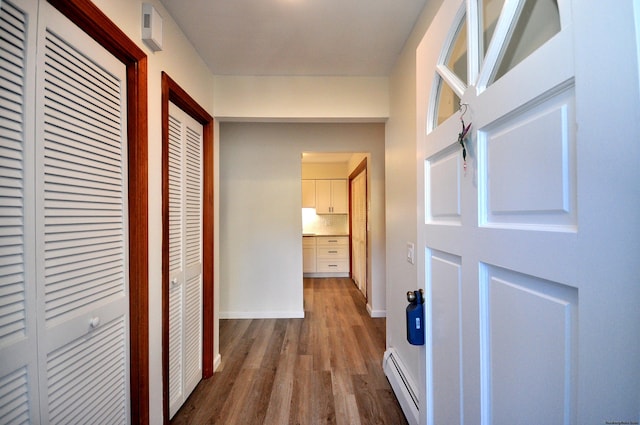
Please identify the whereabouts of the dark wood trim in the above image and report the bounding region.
[46,1,149,423]
[348,158,368,299]
[47,0,146,63]
[161,72,215,424]
[349,157,368,181]
[161,73,171,425]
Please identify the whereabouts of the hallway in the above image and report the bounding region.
[171,278,408,424]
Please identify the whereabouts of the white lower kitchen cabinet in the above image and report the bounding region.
[303,236,349,277]
[303,236,317,273]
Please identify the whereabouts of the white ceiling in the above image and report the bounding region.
[158,0,428,76]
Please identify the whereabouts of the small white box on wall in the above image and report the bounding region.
[142,3,163,51]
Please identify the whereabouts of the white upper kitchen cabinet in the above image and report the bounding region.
[301,179,316,208]
[315,179,347,214]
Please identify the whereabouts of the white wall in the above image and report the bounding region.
[86,2,215,423]
[302,162,349,179]
[214,76,389,121]
[384,0,444,407]
[219,123,386,317]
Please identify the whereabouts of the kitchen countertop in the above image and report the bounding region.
[303,233,348,237]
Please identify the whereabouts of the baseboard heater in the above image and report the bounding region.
[383,348,419,425]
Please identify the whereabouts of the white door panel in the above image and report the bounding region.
[481,265,577,424]
[417,1,640,424]
[36,2,130,422]
[168,102,203,418]
[168,110,185,414]
[0,0,39,422]
[428,251,462,425]
[479,86,576,230]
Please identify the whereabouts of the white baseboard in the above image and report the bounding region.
[303,272,350,278]
[213,353,222,372]
[219,310,305,319]
[366,303,386,318]
[383,348,419,425]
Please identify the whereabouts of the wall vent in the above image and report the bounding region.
[142,3,162,51]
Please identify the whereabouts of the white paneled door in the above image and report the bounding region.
[1,0,130,422]
[168,102,203,418]
[417,1,639,424]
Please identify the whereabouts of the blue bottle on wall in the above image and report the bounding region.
[406,289,425,346]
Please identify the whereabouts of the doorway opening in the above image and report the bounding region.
[301,152,368,301]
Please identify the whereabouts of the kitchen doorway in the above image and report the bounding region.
[301,153,368,300]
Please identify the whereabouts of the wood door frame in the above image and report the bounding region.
[161,72,215,423]
[46,0,149,423]
[348,157,368,299]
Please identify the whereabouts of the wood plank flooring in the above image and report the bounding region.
[171,277,408,425]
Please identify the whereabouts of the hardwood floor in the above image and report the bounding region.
[171,277,408,425]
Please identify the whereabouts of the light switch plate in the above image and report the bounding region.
[407,242,415,264]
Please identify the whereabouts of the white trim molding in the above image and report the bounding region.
[219,310,305,319]
[213,354,222,372]
[367,304,386,318]
[383,348,419,425]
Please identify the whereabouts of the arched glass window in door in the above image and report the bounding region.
[481,0,507,56]
[486,0,561,83]
[429,0,562,131]
[432,8,468,127]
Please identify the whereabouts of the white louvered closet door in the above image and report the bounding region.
[35,2,130,423]
[168,102,203,418]
[1,0,130,422]
[0,0,39,423]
